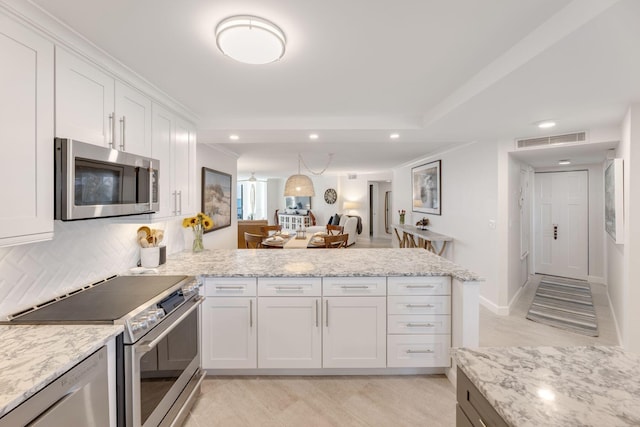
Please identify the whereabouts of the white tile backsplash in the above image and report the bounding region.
[0,216,186,319]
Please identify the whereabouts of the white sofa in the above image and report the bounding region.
[307,215,358,246]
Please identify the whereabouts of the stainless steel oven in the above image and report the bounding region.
[55,138,159,220]
[126,292,204,427]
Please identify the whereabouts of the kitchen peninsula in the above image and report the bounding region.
[156,248,482,375]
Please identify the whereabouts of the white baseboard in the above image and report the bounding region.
[588,275,605,284]
[479,296,509,315]
[606,289,624,347]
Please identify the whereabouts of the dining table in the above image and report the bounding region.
[391,224,453,256]
[261,232,325,249]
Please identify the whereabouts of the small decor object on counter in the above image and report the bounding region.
[136,226,164,267]
[398,209,406,225]
[183,212,214,252]
[416,217,430,230]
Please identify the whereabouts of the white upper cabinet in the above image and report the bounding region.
[114,81,152,156]
[0,12,54,247]
[56,48,152,156]
[151,104,197,218]
[55,47,114,147]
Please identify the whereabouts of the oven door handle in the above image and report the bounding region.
[135,296,204,354]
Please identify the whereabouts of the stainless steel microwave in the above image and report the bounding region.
[55,138,159,220]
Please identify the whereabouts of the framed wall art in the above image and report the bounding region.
[412,160,441,215]
[604,158,623,244]
[202,167,232,233]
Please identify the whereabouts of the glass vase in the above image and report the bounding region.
[192,225,204,252]
[399,215,405,225]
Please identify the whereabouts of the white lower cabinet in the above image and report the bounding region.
[323,296,387,368]
[201,278,257,369]
[258,297,322,368]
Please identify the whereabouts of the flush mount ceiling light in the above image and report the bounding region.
[229,134,239,140]
[215,15,286,65]
[558,160,571,165]
[309,133,319,140]
[390,133,400,139]
[537,120,557,129]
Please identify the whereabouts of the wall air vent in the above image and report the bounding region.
[516,131,587,149]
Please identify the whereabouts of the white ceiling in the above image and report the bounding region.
[32,0,640,179]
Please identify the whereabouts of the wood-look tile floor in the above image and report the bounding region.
[184,274,619,427]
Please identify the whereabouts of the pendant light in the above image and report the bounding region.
[284,156,315,197]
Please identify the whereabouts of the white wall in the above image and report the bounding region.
[198,144,238,249]
[606,104,640,352]
[392,141,500,308]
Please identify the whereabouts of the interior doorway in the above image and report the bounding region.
[367,181,392,239]
[534,171,589,280]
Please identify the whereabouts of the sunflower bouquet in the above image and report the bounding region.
[182,212,214,252]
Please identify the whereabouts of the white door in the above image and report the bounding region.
[322,297,386,368]
[258,297,322,369]
[201,297,256,369]
[534,171,588,279]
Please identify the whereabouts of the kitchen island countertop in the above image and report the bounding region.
[155,248,482,282]
[454,346,640,426]
[0,324,123,418]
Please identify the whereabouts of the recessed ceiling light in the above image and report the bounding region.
[215,16,286,65]
[390,133,400,139]
[229,134,240,141]
[538,121,556,129]
[558,160,571,165]
[309,134,319,140]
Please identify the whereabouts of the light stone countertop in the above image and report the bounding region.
[454,346,640,426]
[154,248,482,282]
[0,324,123,417]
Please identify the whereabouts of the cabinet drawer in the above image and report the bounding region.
[204,277,257,296]
[258,277,321,296]
[388,296,451,315]
[388,314,451,334]
[387,334,450,368]
[388,276,451,295]
[323,277,386,296]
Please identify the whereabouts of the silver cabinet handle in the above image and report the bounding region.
[325,300,329,327]
[275,286,303,291]
[340,285,369,289]
[119,116,126,151]
[405,285,435,289]
[108,113,115,148]
[177,190,182,215]
[172,191,177,216]
[249,299,253,328]
[406,349,434,354]
[406,323,435,328]
[135,296,204,353]
[148,161,153,210]
[405,304,434,308]
[215,286,245,290]
[315,299,318,327]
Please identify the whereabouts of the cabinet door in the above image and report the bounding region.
[174,117,196,216]
[151,103,175,218]
[55,47,114,147]
[0,13,54,247]
[323,297,386,368]
[114,81,152,156]
[201,297,256,369]
[258,297,321,369]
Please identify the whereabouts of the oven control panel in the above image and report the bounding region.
[125,278,201,341]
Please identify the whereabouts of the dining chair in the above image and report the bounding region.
[326,224,344,235]
[244,232,265,249]
[260,225,282,236]
[323,234,349,248]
